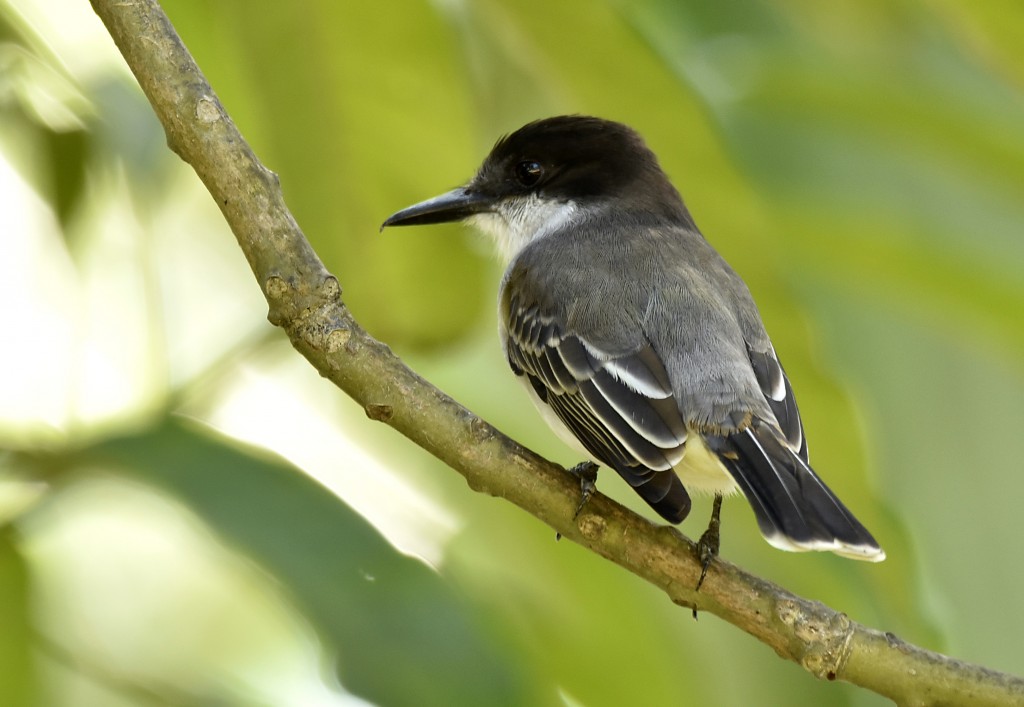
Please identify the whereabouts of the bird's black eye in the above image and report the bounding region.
[514,160,544,187]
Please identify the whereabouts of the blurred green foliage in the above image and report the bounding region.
[81,418,539,705]
[2,0,1023,705]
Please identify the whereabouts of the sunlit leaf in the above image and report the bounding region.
[79,416,540,706]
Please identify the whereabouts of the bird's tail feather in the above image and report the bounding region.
[708,419,884,561]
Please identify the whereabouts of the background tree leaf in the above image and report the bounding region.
[0,528,37,707]
[75,416,541,706]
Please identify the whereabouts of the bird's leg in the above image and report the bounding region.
[695,494,723,592]
[567,461,599,519]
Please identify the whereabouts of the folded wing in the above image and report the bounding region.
[505,294,692,522]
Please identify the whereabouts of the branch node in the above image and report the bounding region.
[670,595,698,612]
[469,416,492,440]
[326,327,352,353]
[195,95,221,124]
[777,599,854,680]
[885,631,911,653]
[320,275,342,301]
[265,275,289,301]
[364,403,394,422]
[577,513,607,541]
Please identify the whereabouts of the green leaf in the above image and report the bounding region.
[0,527,37,707]
[83,417,539,706]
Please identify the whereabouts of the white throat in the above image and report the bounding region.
[468,195,578,264]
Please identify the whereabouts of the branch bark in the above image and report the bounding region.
[89,1,1024,705]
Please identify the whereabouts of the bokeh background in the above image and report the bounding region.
[3,1,1023,705]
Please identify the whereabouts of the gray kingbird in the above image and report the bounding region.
[382,115,885,568]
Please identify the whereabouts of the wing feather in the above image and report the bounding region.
[747,343,807,461]
[504,295,691,522]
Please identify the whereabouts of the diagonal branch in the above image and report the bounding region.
[88,1,1024,704]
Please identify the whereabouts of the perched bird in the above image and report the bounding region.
[382,116,884,568]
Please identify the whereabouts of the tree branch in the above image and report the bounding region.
[89,1,1024,704]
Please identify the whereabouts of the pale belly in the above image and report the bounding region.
[521,378,740,497]
[672,434,741,496]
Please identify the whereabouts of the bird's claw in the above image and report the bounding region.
[695,526,719,592]
[692,495,724,619]
[568,461,599,519]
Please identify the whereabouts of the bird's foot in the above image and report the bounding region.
[692,495,724,618]
[695,494,723,591]
[555,462,599,541]
[567,461,599,519]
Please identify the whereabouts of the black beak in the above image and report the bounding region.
[381,187,495,230]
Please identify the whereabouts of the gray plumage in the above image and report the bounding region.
[383,115,884,561]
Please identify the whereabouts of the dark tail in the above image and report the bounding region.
[708,419,884,561]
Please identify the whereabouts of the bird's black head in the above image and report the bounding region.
[474,115,680,206]
[381,115,689,239]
